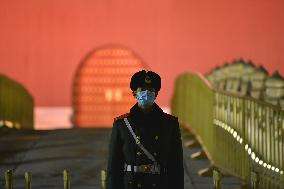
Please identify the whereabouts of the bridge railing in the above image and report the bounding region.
[4,169,71,189]
[3,169,107,189]
[0,74,34,129]
[171,72,284,188]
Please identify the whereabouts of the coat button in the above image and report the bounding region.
[137,183,142,188]
[154,152,157,156]
[137,151,142,155]
[128,181,132,184]
[152,183,156,187]
[154,135,159,140]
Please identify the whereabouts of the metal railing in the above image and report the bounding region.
[4,169,71,189]
[0,74,34,129]
[171,72,284,188]
[3,169,108,189]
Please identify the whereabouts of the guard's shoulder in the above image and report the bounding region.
[114,113,130,122]
[164,112,178,121]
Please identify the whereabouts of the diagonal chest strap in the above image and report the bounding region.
[123,117,157,164]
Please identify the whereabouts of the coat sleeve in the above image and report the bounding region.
[106,120,125,189]
[168,118,184,189]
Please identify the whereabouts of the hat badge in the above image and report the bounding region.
[145,76,151,84]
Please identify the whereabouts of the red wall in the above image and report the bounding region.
[0,0,284,107]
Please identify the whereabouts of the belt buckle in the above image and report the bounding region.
[142,164,151,173]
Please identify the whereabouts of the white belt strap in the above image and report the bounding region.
[124,163,160,174]
[123,117,157,165]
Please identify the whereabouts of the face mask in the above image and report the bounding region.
[135,90,156,107]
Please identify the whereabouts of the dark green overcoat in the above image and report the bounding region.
[106,102,184,189]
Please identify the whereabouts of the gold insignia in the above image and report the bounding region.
[144,76,151,84]
[143,165,150,172]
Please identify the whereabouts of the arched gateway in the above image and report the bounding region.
[72,45,148,127]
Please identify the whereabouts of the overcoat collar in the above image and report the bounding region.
[129,102,164,126]
[130,102,163,118]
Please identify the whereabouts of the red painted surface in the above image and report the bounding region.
[0,0,284,107]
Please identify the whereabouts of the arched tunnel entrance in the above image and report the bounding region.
[72,45,148,128]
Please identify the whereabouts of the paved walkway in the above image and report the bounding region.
[0,127,242,189]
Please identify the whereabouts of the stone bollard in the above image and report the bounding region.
[101,170,107,189]
[213,169,222,189]
[63,169,71,189]
[25,172,32,189]
[5,170,13,189]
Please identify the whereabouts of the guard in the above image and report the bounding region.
[106,70,184,189]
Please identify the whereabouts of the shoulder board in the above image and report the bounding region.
[164,113,178,120]
[114,113,129,122]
